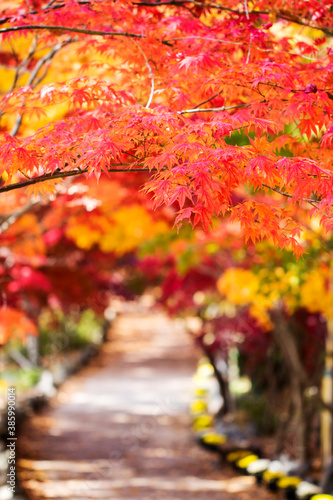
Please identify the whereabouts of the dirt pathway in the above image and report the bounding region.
[17,311,269,500]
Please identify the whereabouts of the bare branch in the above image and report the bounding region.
[29,38,72,85]
[10,38,72,137]
[10,115,24,138]
[244,0,249,19]
[192,90,224,109]
[0,39,37,128]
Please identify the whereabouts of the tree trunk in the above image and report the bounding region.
[270,307,312,462]
[322,314,333,466]
[203,346,233,416]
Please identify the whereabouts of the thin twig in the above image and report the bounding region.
[178,103,248,114]
[10,115,24,137]
[130,37,155,109]
[10,38,72,137]
[243,0,252,64]
[246,35,252,64]
[45,0,57,7]
[192,90,224,109]
[0,199,39,234]
[0,24,145,38]
[262,183,318,204]
[166,36,317,61]
[0,38,38,128]
[0,23,173,46]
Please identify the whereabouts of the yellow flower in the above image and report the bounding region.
[237,454,259,469]
[277,477,302,489]
[263,470,285,483]
[190,399,208,415]
[193,414,213,431]
[202,432,227,445]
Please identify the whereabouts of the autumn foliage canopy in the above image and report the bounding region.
[0,0,332,260]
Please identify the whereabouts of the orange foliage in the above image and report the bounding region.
[0,1,332,258]
[0,307,37,345]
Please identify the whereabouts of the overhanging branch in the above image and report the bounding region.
[0,167,153,195]
[0,25,145,38]
[0,23,173,45]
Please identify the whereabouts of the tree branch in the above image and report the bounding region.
[0,167,154,195]
[166,36,244,47]
[134,1,333,36]
[178,103,248,114]
[192,90,224,109]
[0,23,174,45]
[0,199,40,234]
[10,38,72,137]
[261,183,330,218]
[0,25,145,38]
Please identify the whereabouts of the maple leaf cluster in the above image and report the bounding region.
[0,0,331,257]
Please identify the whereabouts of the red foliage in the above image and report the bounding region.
[0,1,331,256]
